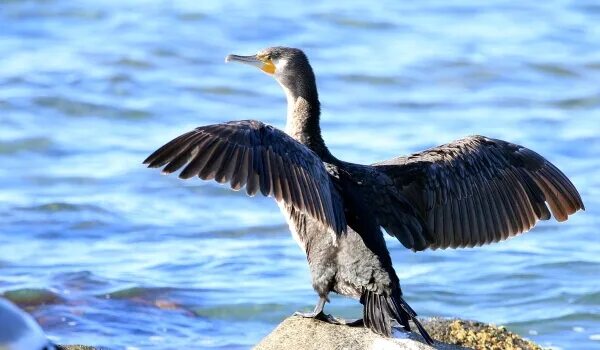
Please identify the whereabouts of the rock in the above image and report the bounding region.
[56,317,542,350]
[254,316,462,350]
[253,316,542,350]
[425,318,542,350]
[2,289,63,308]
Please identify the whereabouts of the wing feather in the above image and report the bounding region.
[215,145,239,184]
[179,137,217,179]
[230,147,248,190]
[145,131,198,168]
[144,120,346,234]
[200,140,228,181]
[373,135,583,250]
[244,147,260,196]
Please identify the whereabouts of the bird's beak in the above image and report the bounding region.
[225,54,276,75]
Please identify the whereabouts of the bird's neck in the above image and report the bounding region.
[280,82,331,160]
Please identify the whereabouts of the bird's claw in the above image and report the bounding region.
[293,311,343,324]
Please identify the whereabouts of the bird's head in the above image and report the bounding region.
[225,47,316,100]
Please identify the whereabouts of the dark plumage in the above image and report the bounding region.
[144,47,584,345]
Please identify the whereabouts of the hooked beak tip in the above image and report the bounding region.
[224,54,270,73]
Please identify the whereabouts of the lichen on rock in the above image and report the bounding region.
[428,319,541,350]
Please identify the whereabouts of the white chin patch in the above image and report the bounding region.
[273,58,289,72]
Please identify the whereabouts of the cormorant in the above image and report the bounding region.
[144,47,584,345]
[0,298,56,350]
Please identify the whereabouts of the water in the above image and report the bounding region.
[0,0,599,349]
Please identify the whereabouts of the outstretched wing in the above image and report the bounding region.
[373,135,584,250]
[144,120,346,235]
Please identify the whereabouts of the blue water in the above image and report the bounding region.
[0,1,599,349]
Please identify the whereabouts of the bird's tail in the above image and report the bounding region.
[361,289,434,345]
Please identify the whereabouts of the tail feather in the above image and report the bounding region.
[361,289,434,345]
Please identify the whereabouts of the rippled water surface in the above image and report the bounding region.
[1,1,599,349]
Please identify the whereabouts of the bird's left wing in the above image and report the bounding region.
[143,120,346,235]
[372,135,583,250]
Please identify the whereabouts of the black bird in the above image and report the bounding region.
[144,47,584,345]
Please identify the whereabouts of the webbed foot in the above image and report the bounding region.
[293,296,346,324]
[294,310,344,324]
[345,318,364,327]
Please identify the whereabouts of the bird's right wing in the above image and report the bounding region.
[143,120,346,235]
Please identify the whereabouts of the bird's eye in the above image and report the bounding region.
[256,53,270,62]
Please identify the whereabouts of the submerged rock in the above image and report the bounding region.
[2,288,63,308]
[254,316,542,350]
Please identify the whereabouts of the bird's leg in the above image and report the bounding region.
[293,296,342,324]
[293,296,327,318]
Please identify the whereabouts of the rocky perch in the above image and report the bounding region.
[255,316,542,350]
[59,316,542,350]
